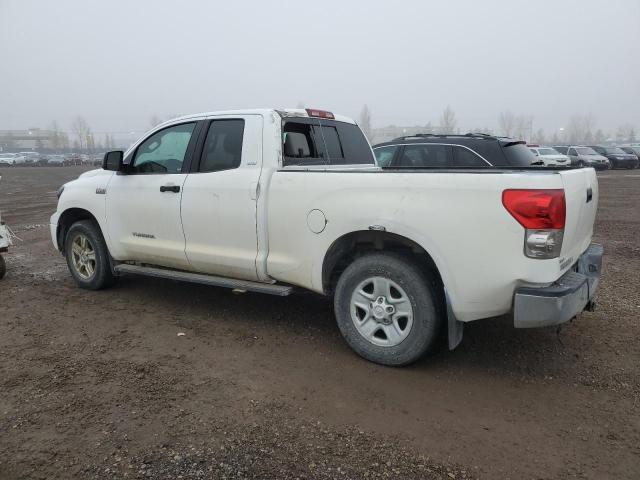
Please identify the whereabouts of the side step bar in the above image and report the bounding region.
[114,264,293,296]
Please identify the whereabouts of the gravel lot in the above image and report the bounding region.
[0,166,638,479]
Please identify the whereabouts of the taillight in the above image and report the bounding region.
[502,189,566,259]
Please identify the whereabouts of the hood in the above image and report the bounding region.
[78,168,111,179]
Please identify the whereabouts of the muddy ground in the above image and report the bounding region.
[0,166,638,479]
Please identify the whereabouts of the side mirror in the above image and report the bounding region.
[103,150,124,172]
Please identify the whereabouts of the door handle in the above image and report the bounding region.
[160,185,180,193]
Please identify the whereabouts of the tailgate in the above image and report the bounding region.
[559,168,598,270]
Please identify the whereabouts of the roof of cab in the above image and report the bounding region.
[160,108,356,127]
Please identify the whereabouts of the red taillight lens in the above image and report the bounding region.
[305,108,335,119]
[502,189,566,229]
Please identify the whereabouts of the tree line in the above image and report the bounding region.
[356,105,637,145]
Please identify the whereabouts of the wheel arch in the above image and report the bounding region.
[321,229,464,350]
[56,207,101,253]
[322,230,445,294]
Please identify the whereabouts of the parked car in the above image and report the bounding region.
[587,145,638,169]
[553,146,610,170]
[0,153,26,165]
[47,155,66,166]
[373,133,536,168]
[527,146,571,167]
[619,146,640,167]
[19,151,40,164]
[51,108,602,366]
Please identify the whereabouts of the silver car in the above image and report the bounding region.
[554,146,610,170]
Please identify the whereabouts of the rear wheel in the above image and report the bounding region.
[334,252,443,366]
[0,255,6,279]
[64,220,116,290]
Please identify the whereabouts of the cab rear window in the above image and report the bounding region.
[283,119,374,167]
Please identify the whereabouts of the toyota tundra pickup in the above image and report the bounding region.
[50,108,602,366]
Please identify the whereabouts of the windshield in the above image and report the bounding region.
[605,147,626,154]
[538,148,560,155]
[575,147,598,155]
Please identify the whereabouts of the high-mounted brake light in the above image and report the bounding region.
[502,189,566,259]
[305,108,335,119]
[502,189,565,229]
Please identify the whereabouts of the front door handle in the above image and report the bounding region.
[160,185,180,193]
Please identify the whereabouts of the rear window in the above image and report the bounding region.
[282,119,373,167]
[501,142,536,166]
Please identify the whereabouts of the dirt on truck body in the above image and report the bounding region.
[0,166,639,479]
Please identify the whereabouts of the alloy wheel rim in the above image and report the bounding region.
[350,276,414,347]
[71,233,96,280]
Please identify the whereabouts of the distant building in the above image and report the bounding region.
[0,128,56,149]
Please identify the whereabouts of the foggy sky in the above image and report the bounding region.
[1,0,639,136]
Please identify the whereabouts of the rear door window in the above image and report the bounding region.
[198,119,245,173]
[397,144,451,168]
[453,146,490,167]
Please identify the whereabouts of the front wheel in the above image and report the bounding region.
[334,253,443,366]
[64,220,116,290]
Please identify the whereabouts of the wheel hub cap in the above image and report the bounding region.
[350,277,414,347]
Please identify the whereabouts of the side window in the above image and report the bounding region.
[131,123,196,174]
[454,146,489,167]
[374,146,398,167]
[398,144,451,168]
[199,119,245,173]
[283,121,323,166]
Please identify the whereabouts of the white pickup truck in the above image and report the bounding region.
[50,108,602,366]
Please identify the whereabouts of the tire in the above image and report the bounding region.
[0,255,6,279]
[333,252,443,366]
[64,220,116,290]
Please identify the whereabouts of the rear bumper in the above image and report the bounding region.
[513,243,603,328]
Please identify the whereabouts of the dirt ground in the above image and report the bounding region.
[0,166,638,480]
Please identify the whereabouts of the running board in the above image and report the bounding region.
[114,264,293,296]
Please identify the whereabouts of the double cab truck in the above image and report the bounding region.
[51,108,603,366]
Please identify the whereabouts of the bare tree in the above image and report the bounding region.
[616,123,637,143]
[532,128,546,144]
[439,105,457,134]
[514,115,533,141]
[498,111,515,137]
[71,116,91,150]
[150,114,163,128]
[49,121,62,150]
[565,115,586,144]
[565,114,597,144]
[594,129,606,144]
[358,104,373,141]
[550,132,560,145]
[4,131,16,149]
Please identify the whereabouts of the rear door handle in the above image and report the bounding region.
[160,185,180,193]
